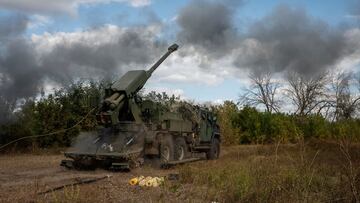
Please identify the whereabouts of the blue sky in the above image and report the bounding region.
[26,0,353,34]
[0,0,359,103]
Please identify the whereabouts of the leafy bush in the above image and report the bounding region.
[216,101,241,145]
[331,119,360,141]
[215,101,360,145]
[0,81,101,150]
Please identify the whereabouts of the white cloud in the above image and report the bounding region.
[128,0,150,7]
[0,0,151,16]
[335,28,360,72]
[149,45,238,86]
[344,14,360,19]
[28,15,53,29]
[31,24,161,54]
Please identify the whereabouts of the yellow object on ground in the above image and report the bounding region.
[145,180,152,187]
[152,181,159,187]
[128,176,165,187]
[139,179,146,187]
[129,177,138,185]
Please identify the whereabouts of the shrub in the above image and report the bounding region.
[215,103,360,144]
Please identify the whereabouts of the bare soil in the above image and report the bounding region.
[0,150,212,203]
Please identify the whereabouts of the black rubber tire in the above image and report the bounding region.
[206,138,220,160]
[174,137,190,161]
[160,135,175,163]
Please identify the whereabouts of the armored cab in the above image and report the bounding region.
[62,44,220,170]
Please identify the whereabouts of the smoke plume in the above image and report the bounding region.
[177,0,239,57]
[0,14,166,125]
[234,5,347,76]
[40,28,166,84]
[0,14,41,101]
[0,15,166,103]
[177,2,353,76]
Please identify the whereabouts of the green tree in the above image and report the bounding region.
[216,101,241,145]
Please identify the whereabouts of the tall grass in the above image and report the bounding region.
[178,142,360,202]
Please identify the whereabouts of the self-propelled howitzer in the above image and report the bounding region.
[62,43,220,171]
[96,44,179,126]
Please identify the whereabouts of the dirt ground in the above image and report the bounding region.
[1,142,359,202]
[0,152,209,203]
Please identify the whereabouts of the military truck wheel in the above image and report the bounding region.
[206,138,220,160]
[175,137,190,161]
[160,136,174,163]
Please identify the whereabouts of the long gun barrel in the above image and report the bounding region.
[147,44,179,76]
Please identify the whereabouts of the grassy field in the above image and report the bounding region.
[0,140,359,202]
[178,140,360,202]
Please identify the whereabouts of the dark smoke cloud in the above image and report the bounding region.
[41,30,166,84]
[0,39,42,100]
[0,14,41,101]
[0,14,166,105]
[177,2,351,76]
[0,14,36,123]
[177,0,240,57]
[234,5,347,76]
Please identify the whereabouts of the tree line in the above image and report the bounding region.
[0,71,359,151]
[218,71,360,145]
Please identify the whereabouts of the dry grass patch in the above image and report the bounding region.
[178,142,360,202]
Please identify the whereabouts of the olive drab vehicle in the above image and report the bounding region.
[61,44,221,170]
